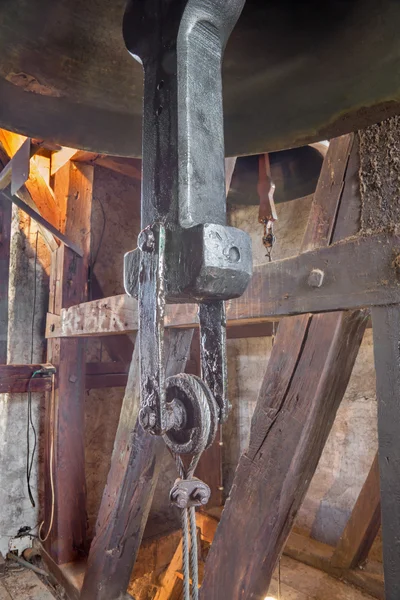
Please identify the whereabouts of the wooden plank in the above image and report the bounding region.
[371,305,400,600]
[331,454,381,569]
[0,364,52,393]
[276,555,379,600]
[51,148,142,181]
[0,362,128,393]
[0,164,11,363]
[232,231,400,319]
[200,133,367,600]
[196,512,383,600]
[200,311,367,600]
[132,529,181,580]
[80,330,193,600]
[45,229,400,339]
[301,134,353,252]
[90,274,134,367]
[285,532,384,600]
[153,540,183,600]
[331,133,362,243]
[51,147,77,176]
[44,162,94,565]
[0,129,60,228]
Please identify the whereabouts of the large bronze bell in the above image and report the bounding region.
[1,0,399,156]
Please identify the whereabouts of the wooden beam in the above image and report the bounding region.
[80,330,193,600]
[284,532,384,600]
[0,362,128,393]
[44,162,93,565]
[0,130,61,228]
[331,454,381,569]
[46,227,400,339]
[196,511,384,600]
[153,540,183,600]
[0,364,52,393]
[0,154,11,363]
[51,147,77,176]
[200,133,369,600]
[90,274,134,367]
[372,305,400,600]
[51,146,142,181]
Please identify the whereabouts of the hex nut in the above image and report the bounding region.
[139,406,157,430]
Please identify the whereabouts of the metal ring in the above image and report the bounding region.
[163,373,219,456]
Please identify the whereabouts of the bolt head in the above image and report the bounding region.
[139,406,157,430]
[308,268,324,288]
[138,228,155,252]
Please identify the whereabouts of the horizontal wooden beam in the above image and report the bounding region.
[46,232,400,339]
[51,147,142,181]
[0,364,53,393]
[0,362,129,393]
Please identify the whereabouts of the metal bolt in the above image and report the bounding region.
[138,228,155,252]
[191,486,210,505]
[139,406,157,430]
[308,268,324,288]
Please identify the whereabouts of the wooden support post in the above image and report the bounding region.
[200,134,369,599]
[81,330,193,600]
[331,453,380,569]
[372,305,400,600]
[44,162,93,564]
[0,159,11,363]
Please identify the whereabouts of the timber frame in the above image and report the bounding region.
[0,125,398,600]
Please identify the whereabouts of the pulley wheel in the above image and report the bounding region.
[163,373,219,456]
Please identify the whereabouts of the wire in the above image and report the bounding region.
[39,373,55,543]
[89,194,106,299]
[26,231,39,508]
[278,556,281,600]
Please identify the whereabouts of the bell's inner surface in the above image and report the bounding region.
[1,0,399,156]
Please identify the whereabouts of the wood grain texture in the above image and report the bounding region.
[0,160,11,363]
[372,305,400,600]
[0,363,128,393]
[80,330,193,600]
[331,453,381,569]
[90,274,134,367]
[0,364,52,393]
[196,511,383,600]
[44,161,93,565]
[153,540,183,600]
[46,228,400,337]
[0,129,61,228]
[200,134,366,600]
[301,134,353,252]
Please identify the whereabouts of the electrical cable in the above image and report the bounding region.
[26,231,39,508]
[89,194,106,299]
